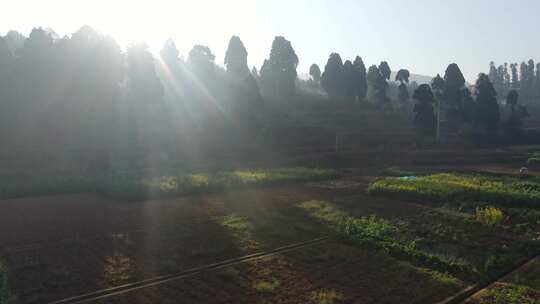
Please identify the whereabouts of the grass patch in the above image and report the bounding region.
[253,279,280,293]
[476,207,505,226]
[311,289,346,304]
[477,284,540,304]
[219,215,252,232]
[368,173,540,209]
[0,167,340,201]
[298,201,474,279]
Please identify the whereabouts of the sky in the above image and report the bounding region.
[2,0,540,82]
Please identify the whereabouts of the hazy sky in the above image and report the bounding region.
[2,0,540,81]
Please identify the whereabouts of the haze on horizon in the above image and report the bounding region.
[2,0,540,81]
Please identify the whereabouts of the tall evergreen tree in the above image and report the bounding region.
[412,84,436,136]
[367,65,390,110]
[443,63,466,125]
[519,61,529,102]
[224,36,250,78]
[378,61,391,81]
[3,30,26,55]
[510,63,519,89]
[474,73,500,134]
[352,56,367,102]
[224,36,262,128]
[526,59,536,103]
[343,60,356,100]
[259,36,298,99]
[309,63,321,84]
[488,61,498,87]
[395,69,410,107]
[489,61,506,100]
[321,53,344,98]
[188,45,216,81]
[431,74,445,97]
[503,63,511,90]
[160,39,182,79]
[536,63,540,103]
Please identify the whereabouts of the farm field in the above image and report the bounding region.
[1,162,540,303]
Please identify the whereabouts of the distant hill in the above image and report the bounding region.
[299,72,434,84]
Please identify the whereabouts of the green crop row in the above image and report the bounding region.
[298,201,475,280]
[368,173,540,209]
[0,168,340,201]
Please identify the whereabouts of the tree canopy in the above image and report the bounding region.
[260,36,298,99]
[321,53,344,98]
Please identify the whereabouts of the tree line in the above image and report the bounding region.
[488,60,540,105]
[0,26,536,170]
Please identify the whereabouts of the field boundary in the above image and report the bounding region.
[47,237,329,304]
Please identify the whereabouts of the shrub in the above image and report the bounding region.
[476,207,504,226]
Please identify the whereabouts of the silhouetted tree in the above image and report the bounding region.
[536,63,540,103]
[395,69,410,107]
[519,59,536,103]
[367,65,390,110]
[309,63,321,85]
[510,63,519,89]
[343,60,356,101]
[379,61,391,81]
[225,36,250,78]
[352,56,367,102]
[159,38,189,110]
[321,53,344,98]
[443,63,466,126]
[160,39,180,68]
[474,73,499,135]
[3,30,26,55]
[503,63,511,90]
[224,36,262,129]
[188,45,216,81]
[259,36,298,99]
[489,61,507,101]
[413,84,436,136]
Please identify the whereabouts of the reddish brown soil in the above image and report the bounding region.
[0,179,435,303]
[95,242,464,304]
